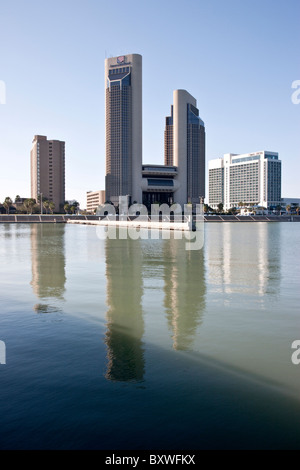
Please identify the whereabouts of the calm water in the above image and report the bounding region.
[0,222,299,450]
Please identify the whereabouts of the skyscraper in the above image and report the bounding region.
[105,54,142,205]
[31,135,65,212]
[165,90,206,206]
[164,105,174,167]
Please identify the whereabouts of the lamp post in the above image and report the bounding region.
[40,193,43,215]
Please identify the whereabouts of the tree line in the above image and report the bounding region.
[204,202,300,215]
[1,196,80,215]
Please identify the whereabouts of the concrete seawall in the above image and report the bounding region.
[203,214,300,222]
[0,215,100,224]
[0,214,299,224]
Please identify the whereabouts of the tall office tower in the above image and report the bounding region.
[105,54,142,205]
[164,105,173,166]
[208,151,282,210]
[165,90,206,206]
[31,135,65,212]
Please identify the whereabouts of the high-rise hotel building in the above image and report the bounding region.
[105,54,142,205]
[31,135,65,212]
[208,151,281,210]
[164,90,206,205]
[105,54,206,208]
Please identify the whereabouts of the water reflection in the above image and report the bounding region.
[104,234,207,382]
[30,224,66,311]
[163,239,206,350]
[206,223,281,297]
[104,237,145,382]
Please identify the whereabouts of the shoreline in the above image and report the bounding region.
[0,214,299,224]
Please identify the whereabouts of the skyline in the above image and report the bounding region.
[0,0,299,207]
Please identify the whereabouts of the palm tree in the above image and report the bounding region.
[15,195,21,203]
[217,203,224,213]
[49,202,55,214]
[64,203,70,214]
[286,205,291,214]
[24,199,36,215]
[43,200,50,214]
[72,201,80,214]
[3,197,12,214]
[228,206,237,215]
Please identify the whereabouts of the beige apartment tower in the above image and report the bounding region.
[105,54,142,205]
[31,135,65,213]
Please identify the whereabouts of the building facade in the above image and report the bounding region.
[105,55,205,209]
[105,54,142,205]
[164,105,174,167]
[208,158,224,207]
[168,90,206,206]
[142,90,206,208]
[208,151,282,210]
[31,135,65,212]
[86,190,106,213]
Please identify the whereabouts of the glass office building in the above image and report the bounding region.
[105,56,205,208]
[165,90,206,207]
[105,54,142,205]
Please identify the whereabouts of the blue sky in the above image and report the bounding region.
[0,0,299,207]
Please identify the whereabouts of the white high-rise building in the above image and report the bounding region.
[208,151,281,210]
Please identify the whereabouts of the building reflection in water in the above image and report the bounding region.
[104,237,145,382]
[30,224,66,312]
[163,237,206,351]
[206,223,281,297]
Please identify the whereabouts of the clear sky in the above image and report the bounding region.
[0,0,299,207]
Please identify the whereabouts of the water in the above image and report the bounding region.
[0,222,299,449]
